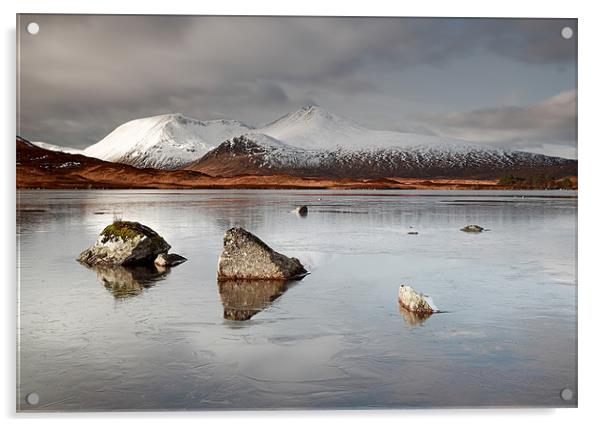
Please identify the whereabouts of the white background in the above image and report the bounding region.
[2,0,600,425]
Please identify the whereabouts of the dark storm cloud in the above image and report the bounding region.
[17,15,576,154]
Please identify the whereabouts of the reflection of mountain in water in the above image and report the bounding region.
[89,264,170,298]
[398,305,432,326]
[218,279,294,321]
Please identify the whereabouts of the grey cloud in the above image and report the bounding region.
[486,19,577,65]
[17,15,577,151]
[417,90,576,157]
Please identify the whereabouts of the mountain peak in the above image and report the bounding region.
[300,104,320,112]
[297,104,330,118]
[83,113,253,169]
[263,105,345,130]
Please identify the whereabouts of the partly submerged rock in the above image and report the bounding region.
[154,252,187,268]
[461,225,484,233]
[295,205,308,216]
[77,221,171,266]
[397,285,437,314]
[217,227,307,280]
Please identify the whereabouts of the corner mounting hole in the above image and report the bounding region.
[26,22,40,35]
[560,388,574,401]
[26,392,40,405]
[561,27,573,40]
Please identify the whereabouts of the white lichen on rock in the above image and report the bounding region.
[397,285,437,314]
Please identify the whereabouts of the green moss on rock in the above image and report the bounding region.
[100,221,162,243]
[78,220,172,266]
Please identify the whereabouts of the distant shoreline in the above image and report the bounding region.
[16,175,578,191]
[16,137,578,191]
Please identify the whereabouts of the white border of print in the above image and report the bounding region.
[2,0,599,426]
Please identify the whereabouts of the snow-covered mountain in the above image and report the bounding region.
[258,105,481,152]
[185,106,576,179]
[83,113,252,169]
[36,106,575,178]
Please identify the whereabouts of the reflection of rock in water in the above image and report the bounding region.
[91,265,169,298]
[218,279,291,321]
[398,306,432,326]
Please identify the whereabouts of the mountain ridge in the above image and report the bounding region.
[31,106,577,178]
[181,106,576,179]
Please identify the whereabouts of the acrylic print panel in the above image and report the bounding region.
[16,15,577,411]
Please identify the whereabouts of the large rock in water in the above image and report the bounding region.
[217,227,307,280]
[77,221,171,266]
[397,285,436,314]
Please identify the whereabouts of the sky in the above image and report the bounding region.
[17,15,577,158]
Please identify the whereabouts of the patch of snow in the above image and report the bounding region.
[57,161,82,168]
[32,141,83,155]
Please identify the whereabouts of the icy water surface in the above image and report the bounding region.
[17,190,577,410]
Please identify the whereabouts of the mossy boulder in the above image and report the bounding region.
[77,221,171,266]
[217,227,307,280]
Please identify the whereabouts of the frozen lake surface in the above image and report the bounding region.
[17,189,577,410]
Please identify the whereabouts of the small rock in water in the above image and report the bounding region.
[397,285,437,314]
[217,227,307,280]
[295,205,308,216]
[154,253,187,268]
[461,225,484,233]
[77,221,171,266]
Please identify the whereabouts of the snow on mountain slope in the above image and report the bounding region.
[190,132,576,178]
[31,141,83,155]
[187,106,576,179]
[258,105,491,154]
[84,113,252,169]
